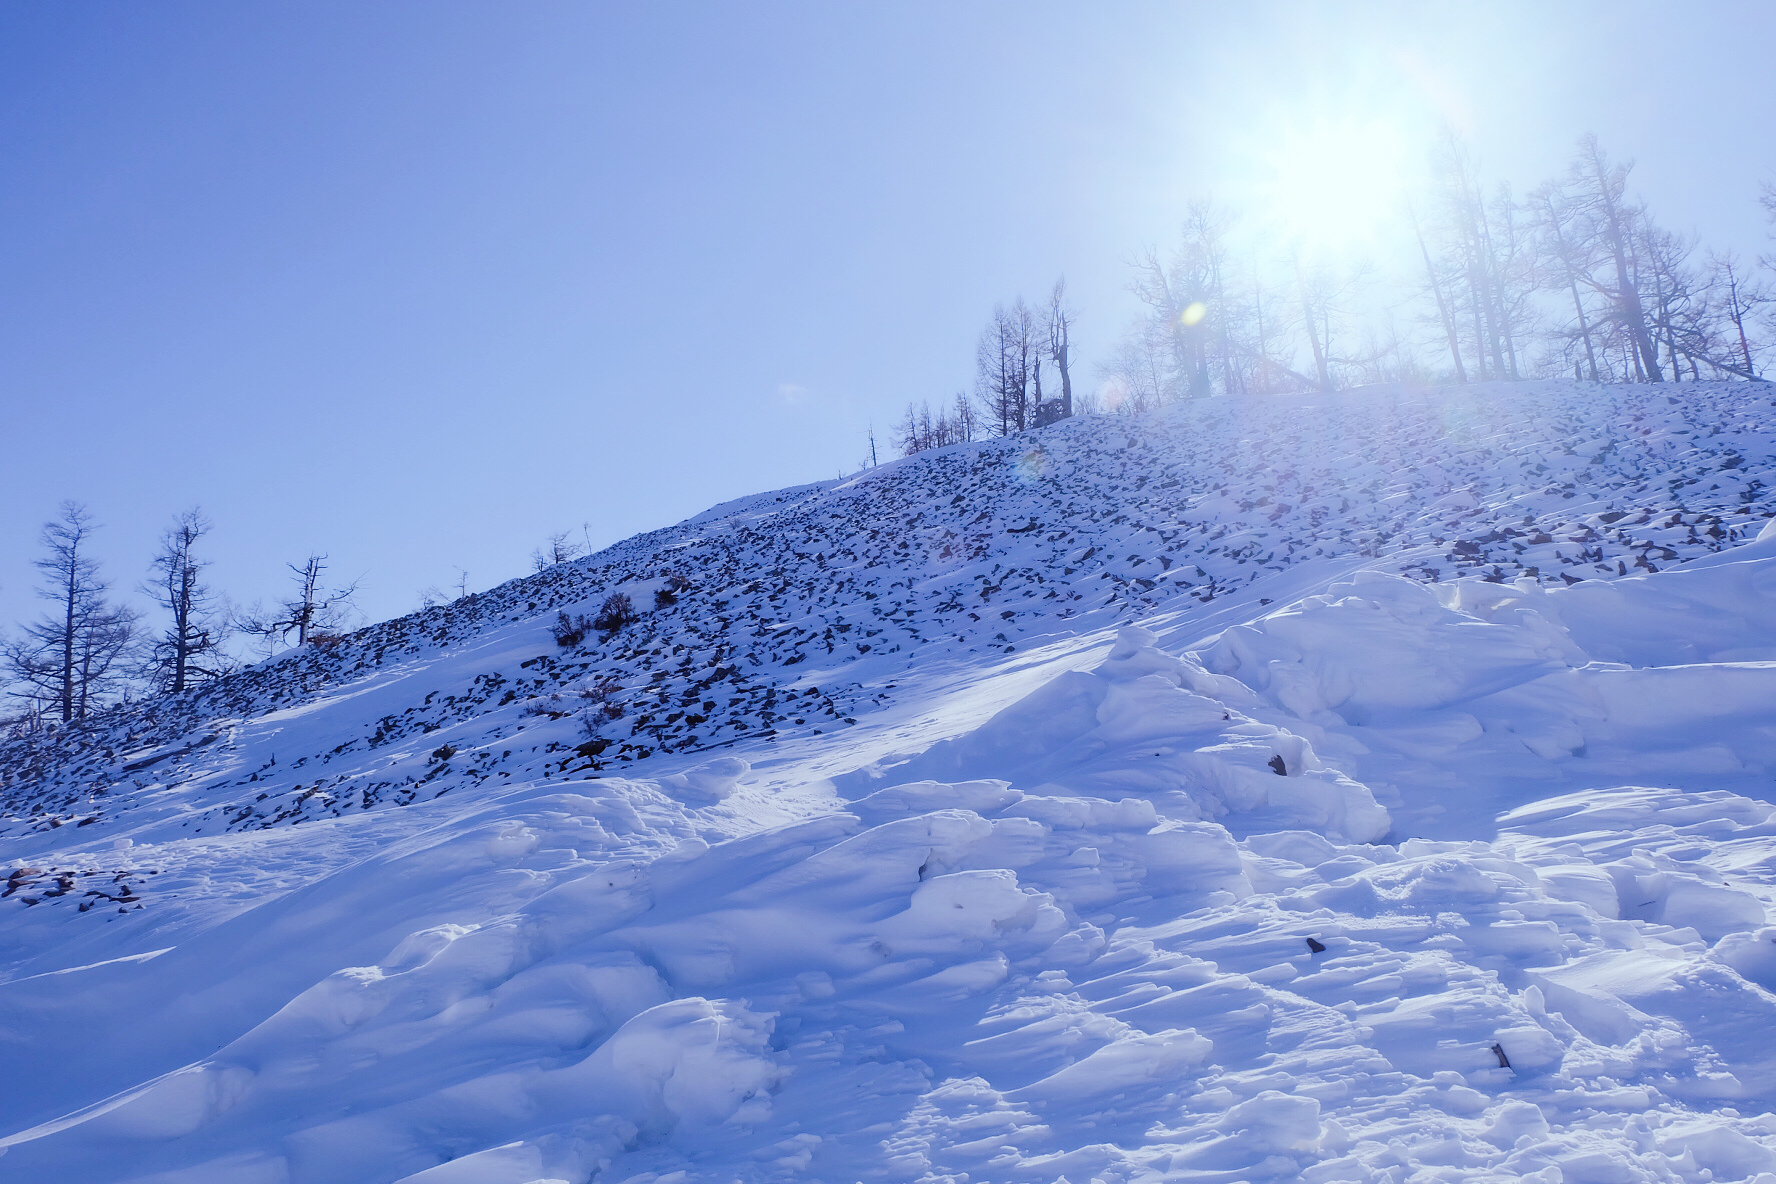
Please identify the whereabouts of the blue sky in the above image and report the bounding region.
[3,2,1773,638]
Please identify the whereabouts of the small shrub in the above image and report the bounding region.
[593,592,639,633]
[552,611,593,647]
[523,694,571,719]
[654,572,693,609]
[578,676,625,722]
[309,632,347,651]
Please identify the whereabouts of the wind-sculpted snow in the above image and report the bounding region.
[844,626,1392,845]
[6,381,1776,1182]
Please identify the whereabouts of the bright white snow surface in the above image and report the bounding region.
[7,381,1776,1183]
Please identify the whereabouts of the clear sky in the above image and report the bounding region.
[3,1,1773,641]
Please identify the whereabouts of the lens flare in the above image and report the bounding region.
[1181,302,1208,327]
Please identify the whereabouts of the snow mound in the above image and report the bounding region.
[851,625,1391,843]
[13,775,1776,1180]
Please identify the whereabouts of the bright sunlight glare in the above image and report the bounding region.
[1258,118,1411,256]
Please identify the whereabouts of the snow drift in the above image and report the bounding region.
[6,380,1776,1183]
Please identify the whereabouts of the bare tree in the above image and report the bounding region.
[238,555,362,650]
[1758,184,1776,358]
[1639,221,1709,380]
[1096,331,1169,414]
[1128,236,1207,400]
[889,138,1776,436]
[1410,201,1468,382]
[896,401,930,455]
[1283,254,1377,392]
[1428,133,1490,378]
[1115,205,1253,400]
[530,530,587,573]
[145,508,230,693]
[1224,260,1316,395]
[66,604,136,721]
[3,502,137,723]
[1528,179,1605,380]
[1183,202,1237,395]
[1569,134,1663,381]
[950,389,979,441]
[975,300,1040,434]
[1043,278,1077,422]
[897,391,979,455]
[1486,183,1539,378]
[1292,251,1334,392]
[1709,251,1769,379]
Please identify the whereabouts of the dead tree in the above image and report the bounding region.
[530,530,587,572]
[4,502,137,722]
[1529,180,1604,381]
[1571,134,1663,381]
[237,554,362,649]
[1411,201,1468,382]
[975,300,1039,434]
[1709,251,1769,379]
[1045,278,1077,420]
[146,508,229,693]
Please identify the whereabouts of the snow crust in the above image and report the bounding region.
[6,381,1776,1182]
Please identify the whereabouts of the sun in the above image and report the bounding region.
[1256,117,1411,257]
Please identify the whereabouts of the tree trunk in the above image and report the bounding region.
[1415,216,1467,382]
[1591,170,1662,380]
[59,576,76,722]
[1055,327,1072,418]
[1569,278,1600,380]
[1295,259,1331,393]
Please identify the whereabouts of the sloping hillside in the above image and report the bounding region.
[3,380,1770,842]
[5,380,1776,1184]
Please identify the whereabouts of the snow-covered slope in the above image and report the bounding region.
[6,380,1776,1183]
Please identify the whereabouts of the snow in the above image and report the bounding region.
[6,380,1776,1181]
